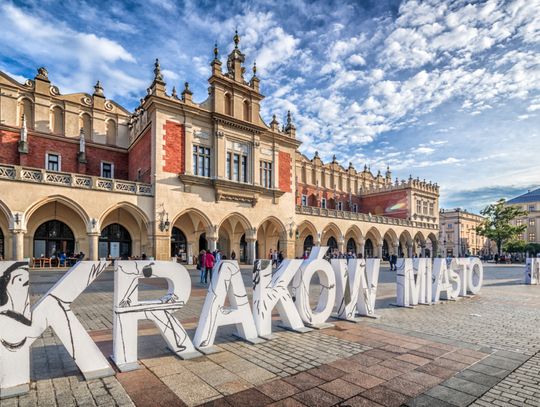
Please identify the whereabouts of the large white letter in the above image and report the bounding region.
[450,258,483,295]
[252,259,309,338]
[112,261,199,372]
[194,261,260,351]
[333,258,379,319]
[1,261,114,398]
[396,258,432,307]
[432,258,460,302]
[292,247,336,327]
[525,258,540,285]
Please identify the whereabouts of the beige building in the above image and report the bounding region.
[439,209,492,257]
[0,34,439,264]
[507,188,540,245]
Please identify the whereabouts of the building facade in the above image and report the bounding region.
[439,209,492,257]
[507,188,540,245]
[0,35,439,263]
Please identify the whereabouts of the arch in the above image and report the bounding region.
[18,97,33,128]
[383,228,399,257]
[218,213,253,262]
[171,208,211,259]
[243,100,250,121]
[79,112,92,140]
[218,212,252,231]
[296,220,318,257]
[256,216,287,260]
[99,223,132,259]
[296,220,317,238]
[364,226,382,244]
[50,105,64,135]
[171,208,212,232]
[25,195,90,230]
[426,232,438,258]
[33,220,75,258]
[106,118,117,145]
[224,93,232,116]
[365,238,374,258]
[171,227,187,259]
[344,225,362,242]
[399,230,413,257]
[99,202,150,230]
[303,235,314,256]
[346,237,357,254]
[0,199,13,225]
[327,236,338,253]
[321,222,341,241]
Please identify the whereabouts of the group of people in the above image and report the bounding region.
[269,249,284,267]
[196,249,224,284]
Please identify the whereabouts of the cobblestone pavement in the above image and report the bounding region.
[2,263,538,406]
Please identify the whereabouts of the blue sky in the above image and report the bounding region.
[1,0,539,212]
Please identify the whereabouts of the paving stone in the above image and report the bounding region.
[425,385,477,406]
[441,377,491,397]
[404,394,455,407]
[467,363,511,379]
[282,372,324,391]
[381,377,428,397]
[379,358,418,373]
[480,356,523,371]
[267,397,307,407]
[454,369,502,387]
[356,365,402,381]
[416,363,458,379]
[307,365,346,381]
[400,370,444,387]
[395,354,431,366]
[341,371,385,389]
[292,387,342,407]
[257,379,301,401]
[224,388,273,407]
[319,378,365,399]
[339,395,385,406]
[360,385,409,407]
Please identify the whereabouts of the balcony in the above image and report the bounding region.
[0,164,153,196]
[295,205,438,230]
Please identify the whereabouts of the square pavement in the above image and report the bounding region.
[4,263,539,406]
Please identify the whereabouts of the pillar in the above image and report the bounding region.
[246,237,256,264]
[407,240,413,258]
[338,236,345,254]
[187,243,193,264]
[207,236,217,252]
[154,232,171,260]
[392,243,399,256]
[359,238,365,258]
[11,230,25,261]
[377,242,383,259]
[420,245,426,258]
[88,233,99,260]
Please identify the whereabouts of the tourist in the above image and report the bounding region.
[204,250,215,284]
[214,250,222,263]
[271,249,278,267]
[390,253,397,271]
[197,250,206,283]
[278,250,284,266]
[231,250,236,260]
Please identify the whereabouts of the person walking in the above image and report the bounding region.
[198,250,206,283]
[231,250,236,260]
[204,250,215,284]
[390,253,397,271]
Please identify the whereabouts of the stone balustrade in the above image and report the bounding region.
[0,164,153,196]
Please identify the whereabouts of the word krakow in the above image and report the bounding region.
[0,247,483,398]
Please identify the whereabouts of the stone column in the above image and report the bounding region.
[338,236,345,254]
[377,242,383,259]
[246,238,256,265]
[420,245,426,258]
[407,240,413,258]
[88,233,99,260]
[359,238,365,258]
[207,236,217,253]
[11,230,25,261]
[187,243,193,264]
[392,243,399,256]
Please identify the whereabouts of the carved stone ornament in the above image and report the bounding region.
[81,96,93,106]
[49,86,60,96]
[104,101,114,111]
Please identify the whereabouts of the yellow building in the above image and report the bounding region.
[439,209,492,257]
[0,34,439,263]
[507,188,540,245]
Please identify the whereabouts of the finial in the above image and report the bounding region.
[287,110,292,124]
[234,29,240,48]
[37,67,48,79]
[332,154,337,163]
[364,164,367,171]
[314,151,319,158]
[387,165,390,171]
[183,81,193,95]
[93,80,104,96]
[171,86,177,98]
[349,161,353,169]
[253,61,257,75]
[214,41,219,59]
[154,58,163,82]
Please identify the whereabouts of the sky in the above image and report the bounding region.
[0,0,539,212]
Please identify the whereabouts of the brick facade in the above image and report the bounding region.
[0,129,20,165]
[128,128,152,183]
[162,121,185,174]
[278,151,292,193]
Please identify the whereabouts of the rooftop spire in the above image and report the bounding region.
[153,58,164,83]
[214,41,219,59]
[233,29,240,48]
[253,61,257,76]
[93,80,104,97]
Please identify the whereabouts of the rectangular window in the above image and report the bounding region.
[337,201,343,211]
[416,200,421,213]
[46,153,60,172]
[429,202,434,215]
[529,205,535,212]
[241,155,247,182]
[353,204,358,213]
[101,162,113,178]
[301,194,307,206]
[260,161,273,188]
[227,151,248,182]
[529,233,536,242]
[423,201,428,214]
[529,218,535,227]
[516,219,523,226]
[447,223,453,229]
[233,153,239,181]
[193,145,211,177]
[226,152,231,179]
[321,198,327,209]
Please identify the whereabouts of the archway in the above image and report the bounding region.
[171,227,187,260]
[170,209,211,262]
[414,231,426,257]
[303,235,314,256]
[382,240,389,260]
[365,239,374,258]
[240,234,247,263]
[218,213,251,262]
[427,233,438,258]
[256,217,286,260]
[0,227,4,260]
[33,220,75,257]
[365,227,382,258]
[327,236,338,254]
[399,230,413,257]
[99,223,131,259]
[346,237,356,254]
[296,220,318,257]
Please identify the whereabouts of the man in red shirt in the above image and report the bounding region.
[204,251,215,284]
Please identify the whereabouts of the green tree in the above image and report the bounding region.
[525,243,540,256]
[503,239,526,254]
[476,198,527,255]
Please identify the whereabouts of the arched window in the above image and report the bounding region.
[0,228,4,260]
[33,220,75,258]
[303,235,314,255]
[18,98,33,129]
[239,233,247,263]
[50,106,64,134]
[171,227,187,259]
[346,237,356,254]
[224,93,232,116]
[327,236,338,253]
[243,100,250,121]
[365,239,374,258]
[80,113,92,140]
[106,119,117,145]
[99,223,131,259]
[199,233,207,252]
[382,240,389,260]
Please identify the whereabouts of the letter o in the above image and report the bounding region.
[468,258,483,294]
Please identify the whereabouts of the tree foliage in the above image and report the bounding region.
[476,198,527,255]
[503,239,526,253]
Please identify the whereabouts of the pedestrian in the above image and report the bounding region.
[231,250,236,260]
[215,250,222,263]
[204,250,215,284]
[278,250,284,266]
[272,249,278,267]
[198,250,206,283]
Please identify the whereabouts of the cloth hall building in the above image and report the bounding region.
[0,36,440,264]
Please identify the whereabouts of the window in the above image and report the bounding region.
[101,162,113,178]
[51,106,63,134]
[429,202,434,215]
[193,145,211,177]
[227,151,248,182]
[18,98,33,129]
[321,198,327,209]
[80,113,92,140]
[337,201,343,211]
[106,119,117,145]
[260,161,272,188]
[416,200,421,213]
[423,201,428,214]
[529,205,535,212]
[447,223,453,229]
[516,219,523,226]
[353,204,358,213]
[529,233,536,242]
[224,93,232,116]
[301,195,307,206]
[46,153,60,172]
[530,218,536,227]
[243,100,250,121]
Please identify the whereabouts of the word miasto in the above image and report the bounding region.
[0,247,483,398]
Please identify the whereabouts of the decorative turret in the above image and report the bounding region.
[284,110,296,137]
[211,41,222,75]
[171,86,178,99]
[93,81,104,97]
[149,58,166,96]
[18,114,28,153]
[34,66,51,95]
[250,61,260,92]
[270,114,279,131]
[182,82,193,104]
[385,166,392,179]
[226,30,246,82]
